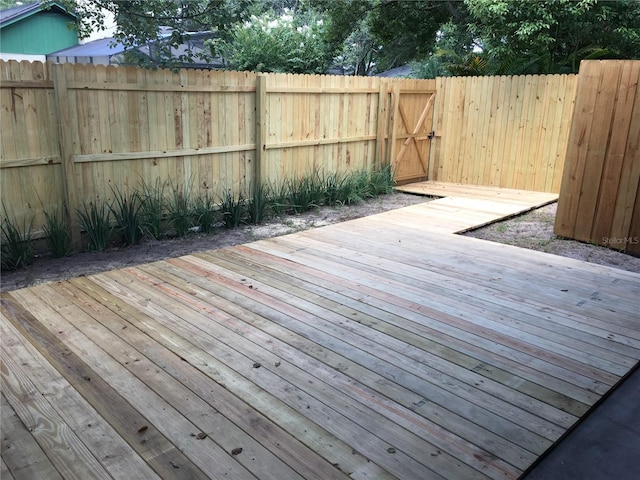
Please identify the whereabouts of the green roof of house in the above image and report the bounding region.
[0,1,78,55]
[0,1,76,27]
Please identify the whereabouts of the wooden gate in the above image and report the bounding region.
[554,60,640,254]
[387,86,436,184]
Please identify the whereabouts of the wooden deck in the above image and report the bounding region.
[393,181,559,233]
[2,184,640,480]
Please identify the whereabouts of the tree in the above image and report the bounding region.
[464,0,640,74]
[332,17,378,76]
[213,8,331,73]
[409,17,479,78]
[366,0,457,71]
[64,0,253,68]
[317,0,460,75]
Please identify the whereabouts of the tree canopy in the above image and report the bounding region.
[463,0,640,74]
[212,8,331,73]
[6,0,637,75]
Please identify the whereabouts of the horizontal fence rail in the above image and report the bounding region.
[2,60,576,241]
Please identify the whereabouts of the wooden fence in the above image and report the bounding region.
[1,62,415,241]
[1,60,577,241]
[260,73,386,184]
[2,62,259,241]
[555,60,640,254]
[430,74,577,192]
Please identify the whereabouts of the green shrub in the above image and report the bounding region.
[193,190,219,234]
[1,206,35,271]
[322,171,345,206]
[139,179,166,239]
[109,187,144,246]
[350,169,374,202]
[310,171,327,206]
[76,200,113,251]
[270,180,291,216]
[43,207,72,257]
[167,186,193,237]
[369,164,395,195]
[287,175,321,213]
[247,182,271,225]
[220,189,246,229]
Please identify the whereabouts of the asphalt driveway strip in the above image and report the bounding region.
[524,364,640,480]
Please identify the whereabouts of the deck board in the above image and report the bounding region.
[2,183,639,480]
[393,181,558,233]
[1,312,161,480]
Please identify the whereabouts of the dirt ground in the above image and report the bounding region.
[1,193,638,292]
[465,202,640,273]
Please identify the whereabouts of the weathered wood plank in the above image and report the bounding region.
[1,456,16,480]
[0,392,63,480]
[63,275,389,480]
[245,235,631,387]
[395,181,558,203]
[237,236,640,351]
[0,294,211,480]
[113,259,531,477]
[180,253,584,427]
[1,311,161,480]
[200,247,601,411]
[89,265,476,480]
[0,331,111,479]
[52,280,365,480]
[132,257,558,454]
[299,221,640,323]
[8,286,260,480]
[23,284,306,480]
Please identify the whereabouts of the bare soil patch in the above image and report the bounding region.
[465,202,640,273]
[0,193,425,292]
[2,194,637,293]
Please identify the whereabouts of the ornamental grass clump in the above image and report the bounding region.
[349,169,374,202]
[220,189,246,229]
[247,182,272,225]
[369,164,395,195]
[286,175,320,214]
[269,180,291,216]
[109,187,144,246]
[193,190,219,234]
[167,186,193,237]
[322,171,347,206]
[139,179,166,239]
[76,200,113,251]
[1,206,35,271]
[43,207,73,257]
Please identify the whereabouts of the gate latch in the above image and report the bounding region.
[427,131,436,140]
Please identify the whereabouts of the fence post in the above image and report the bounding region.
[387,83,401,173]
[376,80,389,168]
[255,74,268,188]
[52,63,81,248]
[428,77,442,182]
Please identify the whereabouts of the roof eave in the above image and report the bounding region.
[0,1,77,29]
